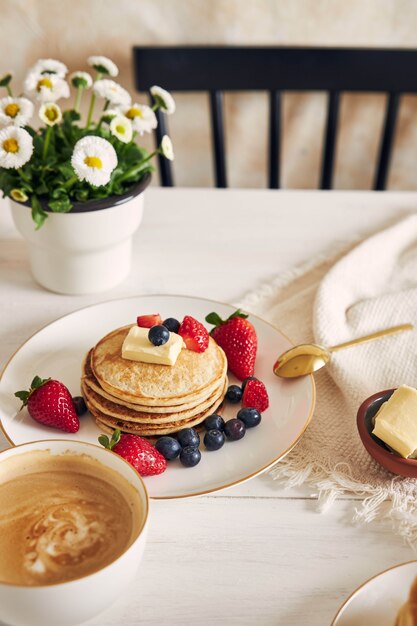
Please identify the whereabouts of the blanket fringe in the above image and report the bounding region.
[270,457,417,548]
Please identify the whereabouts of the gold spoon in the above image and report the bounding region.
[273,323,414,378]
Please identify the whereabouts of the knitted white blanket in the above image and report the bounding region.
[240,214,417,544]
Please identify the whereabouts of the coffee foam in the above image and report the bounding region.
[0,450,144,586]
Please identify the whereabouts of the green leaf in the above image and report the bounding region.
[0,72,12,87]
[205,312,224,327]
[48,197,72,213]
[14,390,29,406]
[31,376,49,390]
[110,429,121,448]
[31,196,48,230]
[227,309,249,321]
[98,435,110,449]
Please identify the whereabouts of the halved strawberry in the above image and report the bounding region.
[242,378,269,413]
[178,315,209,353]
[137,314,162,328]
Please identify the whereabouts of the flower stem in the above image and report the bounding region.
[18,168,30,183]
[42,126,52,160]
[74,86,82,112]
[86,71,102,128]
[6,84,12,97]
[63,175,78,189]
[117,151,156,184]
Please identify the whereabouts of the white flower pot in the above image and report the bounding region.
[9,174,150,295]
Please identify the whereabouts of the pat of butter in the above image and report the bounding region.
[122,326,184,366]
[372,385,417,458]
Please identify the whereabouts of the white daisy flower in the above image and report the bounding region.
[87,55,119,77]
[30,58,68,78]
[120,103,157,134]
[10,188,28,202]
[70,71,93,89]
[24,72,70,103]
[0,127,33,169]
[0,96,34,127]
[71,136,117,186]
[150,85,176,114]
[39,102,62,126]
[160,135,174,161]
[93,79,131,106]
[110,115,133,143]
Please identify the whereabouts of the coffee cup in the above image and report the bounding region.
[0,439,149,626]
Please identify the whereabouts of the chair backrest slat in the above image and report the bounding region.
[268,90,281,189]
[321,91,340,190]
[209,91,227,188]
[374,92,401,191]
[153,106,174,186]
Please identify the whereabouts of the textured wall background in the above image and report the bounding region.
[1,0,417,189]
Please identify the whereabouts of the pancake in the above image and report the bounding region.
[82,350,224,414]
[81,378,227,425]
[91,391,226,436]
[91,326,227,405]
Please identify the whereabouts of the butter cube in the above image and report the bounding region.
[122,326,184,366]
[372,385,417,458]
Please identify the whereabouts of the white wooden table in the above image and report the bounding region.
[1,188,417,625]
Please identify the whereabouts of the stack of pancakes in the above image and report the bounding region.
[82,326,228,437]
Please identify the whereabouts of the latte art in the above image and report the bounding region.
[0,451,142,585]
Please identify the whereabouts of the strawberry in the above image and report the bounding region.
[99,429,167,477]
[242,378,269,413]
[178,315,209,352]
[205,309,257,381]
[137,314,162,328]
[14,376,79,433]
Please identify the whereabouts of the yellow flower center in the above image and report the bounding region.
[125,107,142,119]
[45,107,59,122]
[36,77,53,91]
[84,156,103,169]
[115,124,125,134]
[11,189,28,202]
[5,103,20,118]
[3,138,19,153]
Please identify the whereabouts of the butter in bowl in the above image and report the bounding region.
[357,385,417,477]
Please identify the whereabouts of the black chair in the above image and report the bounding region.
[133,46,417,190]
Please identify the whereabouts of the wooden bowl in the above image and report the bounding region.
[357,388,417,478]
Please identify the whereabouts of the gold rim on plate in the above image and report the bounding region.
[330,559,417,625]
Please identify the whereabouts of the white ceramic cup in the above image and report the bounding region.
[0,440,149,626]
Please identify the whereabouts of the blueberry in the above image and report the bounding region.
[237,407,262,428]
[225,385,243,404]
[204,414,225,431]
[204,429,225,451]
[148,325,170,346]
[180,446,201,467]
[177,427,200,448]
[241,376,258,392]
[155,436,181,460]
[72,396,87,416]
[224,418,246,441]
[162,317,180,333]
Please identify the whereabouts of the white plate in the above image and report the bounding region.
[0,295,315,499]
[332,560,417,625]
